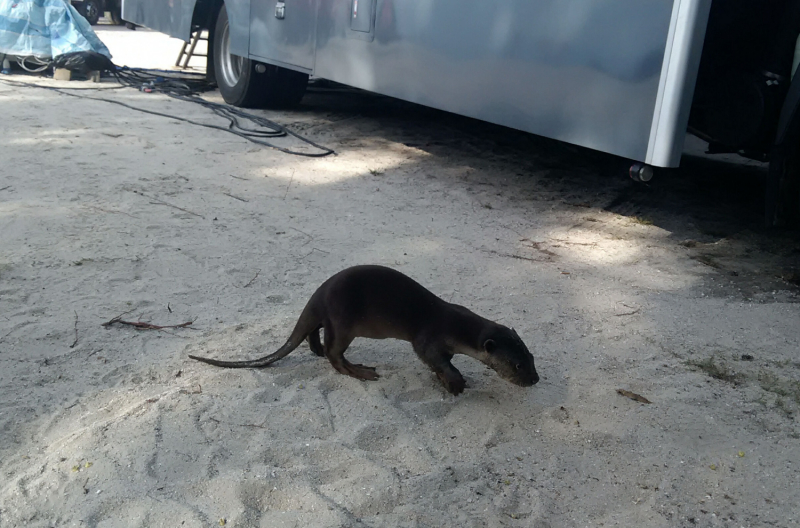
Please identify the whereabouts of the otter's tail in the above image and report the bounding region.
[189,306,320,369]
[188,339,299,368]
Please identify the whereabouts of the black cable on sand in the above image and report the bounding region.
[0,67,334,158]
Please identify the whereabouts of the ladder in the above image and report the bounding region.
[175,29,208,69]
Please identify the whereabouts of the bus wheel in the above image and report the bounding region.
[80,0,102,25]
[767,144,800,228]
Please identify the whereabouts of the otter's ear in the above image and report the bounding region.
[483,339,496,353]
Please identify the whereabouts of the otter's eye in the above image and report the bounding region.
[515,364,522,370]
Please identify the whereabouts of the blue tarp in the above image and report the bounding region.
[0,0,110,60]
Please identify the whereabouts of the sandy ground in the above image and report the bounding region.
[2,25,800,528]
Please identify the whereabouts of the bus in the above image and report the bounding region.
[121,0,800,225]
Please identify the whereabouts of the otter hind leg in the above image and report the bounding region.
[323,324,379,381]
[307,325,324,356]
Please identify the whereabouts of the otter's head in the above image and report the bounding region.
[478,326,539,387]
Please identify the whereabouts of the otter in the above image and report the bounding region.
[189,265,539,395]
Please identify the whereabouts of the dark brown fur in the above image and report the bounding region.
[189,265,539,394]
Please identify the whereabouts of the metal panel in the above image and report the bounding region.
[249,0,317,71]
[312,0,708,167]
[121,0,250,58]
[226,0,252,57]
[121,0,196,41]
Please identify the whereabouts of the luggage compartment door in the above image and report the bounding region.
[249,0,316,72]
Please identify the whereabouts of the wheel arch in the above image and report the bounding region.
[121,0,248,56]
[192,0,249,55]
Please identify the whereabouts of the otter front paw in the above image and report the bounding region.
[437,371,466,395]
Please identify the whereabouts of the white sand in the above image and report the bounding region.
[1,25,799,528]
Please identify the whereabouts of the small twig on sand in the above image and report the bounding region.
[223,192,249,202]
[283,170,296,200]
[617,389,652,404]
[288,226,313,239]
[614,302,641,317]
[1,327,16,343]
[549,238,598,247]
[82,205,139,219]
[208,416,267,429]
[520,240,558,257]
[243,270,260,288]
[480,248,546,263]
[101,309,135,325]
[288,226,314,245]
[0,186,11,192]
[70,311,79,348]
[130,189,203,218]
[242,421,268,429]
[302,247,330,260]
[230,175,249,181]
[105,318,194,330]
[102,310,194,331]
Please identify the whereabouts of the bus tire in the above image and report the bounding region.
[79,0,102,25]
[767,144,800,228]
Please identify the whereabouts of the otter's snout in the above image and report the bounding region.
[496,360,539,387]
[512,368,539,387]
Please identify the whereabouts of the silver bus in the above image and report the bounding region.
[122,0,800,225]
